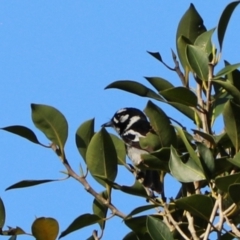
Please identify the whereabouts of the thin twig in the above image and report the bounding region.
[51,145,127,219]
[164,203,190,240]
[186,211,199,240]
[203,196,220,240]
[171,49,187,87]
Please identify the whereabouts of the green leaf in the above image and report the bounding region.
[225,60,240,91]
[122,232,139,240]
[167,102,196,123]
[75,119,94,161]
[194,28,215,55]
[229,183,240,204]
[160,87,198,107]
[186,45,209,81]
[92,191,108,230]
[1,125,46,146]
[0,198,6,228]
[228,151,240,168]
[147,51,162,62]
[212,79,240,104]
[215,172,240,192]
[175,195,213,220]
[144,77,174,92]
[176,3,206,43]
[126,205,159,219]
[105,80,163,101]
[147,216,174,240]
[223,100,240,151]
[141,152,169,172]
[217,1,240,51]
[213,63,240,80]
[124,215,148,235]
[86,128,118,187]
[6,179,58,191]
[144,101,177,148]
[59,214,100,239]
[175,126,203,172]
[32,217,59,240]
[31,104,68,153]
[169,146,205,182]
[139,132,162,152]
[196,142,215,178]
[119,180,148,198]
[176,35,192,73]
[109,134,126,165]
[176,3,206,70]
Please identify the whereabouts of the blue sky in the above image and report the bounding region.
[0,1,240,239]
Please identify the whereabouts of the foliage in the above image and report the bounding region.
[1,1,240,239]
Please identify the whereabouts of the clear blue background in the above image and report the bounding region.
[0,1,240,239]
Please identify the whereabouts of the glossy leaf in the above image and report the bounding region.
[109,134,126,165]
[92,191,108,230]
[141,153,169,172]
[175,195,213,220]
[139,132,162,152]
[75,118,94,161]
[175,126,203,172]
[147,216,174,240]
[225,60,240,91]
[176,3,206,43]
[119,180,148,198]
[211,91,231,125]
[160,87,198,107]
[212,80,240,104]
[217,1,240,51]
[31,104,68,153]
[1,126,45,146]
[223,100,240,151]
[145,77,174,92]
[213,63,240,80]
[176,35,192,73]
[229,183,240,204]
[169,146,205,182]
[215,172,240,192]
[86,128,118,187]
[196,142,215,178]
[0,198,5,228]
[144,101,177,148]
[194,28,215,55]
[124,215,147,235]
[186,45,209,81]
[6,179,58,191]
[167,102,196,123]
[176,3,206,70]
[32,217,59,240]
[105,81,163,101]
[126,204,159,219]
[59,214,100,239]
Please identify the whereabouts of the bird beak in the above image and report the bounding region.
[101,120,113,128]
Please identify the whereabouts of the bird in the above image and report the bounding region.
[102,107,162,196]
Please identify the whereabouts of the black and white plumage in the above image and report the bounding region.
[102,107,162,194]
